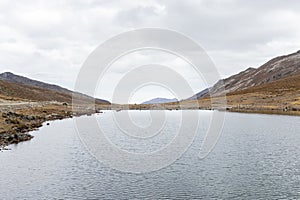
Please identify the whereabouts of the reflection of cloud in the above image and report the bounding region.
[0,0,300,100]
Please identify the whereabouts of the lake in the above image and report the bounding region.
[0,111,299,199]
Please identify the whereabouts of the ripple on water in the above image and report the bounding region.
[0,111,299,199]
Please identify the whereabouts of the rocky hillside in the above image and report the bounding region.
[225,72,300,112]
[187,88,209,100]
[194,50,300,98]
[0,72,110,104]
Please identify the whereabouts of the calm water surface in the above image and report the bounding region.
[0,111,299,199]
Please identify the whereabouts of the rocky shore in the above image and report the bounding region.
[0,102,104,150]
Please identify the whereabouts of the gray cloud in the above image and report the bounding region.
[0,0,299,102]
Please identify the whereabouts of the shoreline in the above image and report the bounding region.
[228,108,300,117]
[0,102,104,150]
[1,104,299,150]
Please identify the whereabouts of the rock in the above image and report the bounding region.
[5,118,19,124]
[7,134,19,142]
[3,133,33,144]
[26,115,36,121]
[2,111,15,118]
[12,127,21,132]
[45,115,52,120]
[46,113,62,120]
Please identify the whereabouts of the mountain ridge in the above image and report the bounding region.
[142,98,178,104]
[0,72,71,93]
[192,50,300,99]
[0,72,110,104]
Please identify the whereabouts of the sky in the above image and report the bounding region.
[0,0,300,103]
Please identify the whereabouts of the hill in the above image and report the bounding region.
[178,50,300,114]
[0,72,110,105]
[0,72,70,93]
[193,50,300,98]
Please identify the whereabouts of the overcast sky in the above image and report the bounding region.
[0,0,300,103]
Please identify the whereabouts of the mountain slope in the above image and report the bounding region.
[228,72,300,97]
[142,98,178,104]
[0,72,70,93]
[187,88,209,100]
[176,50,300,113]
[223,72,300,112]
[0,72,110,104]
[198,50,300,98]
[0,79,70,102]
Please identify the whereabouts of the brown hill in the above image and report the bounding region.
[194,50,300,98]
[0,72,70,93]
[224,72,300,111]
[228,72,300,96]
[171,50,300,114]
[0,73,110,105]
[0,79,70,102]
[169,73,300,114]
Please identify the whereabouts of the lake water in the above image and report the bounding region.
[0,111,300,199]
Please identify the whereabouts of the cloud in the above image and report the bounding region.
[0,0,299,102]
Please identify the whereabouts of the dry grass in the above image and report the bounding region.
[0,80,110,105]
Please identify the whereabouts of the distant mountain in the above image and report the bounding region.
[0,72,110,104]
[193,50,300,98]
[142,98,178,104]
